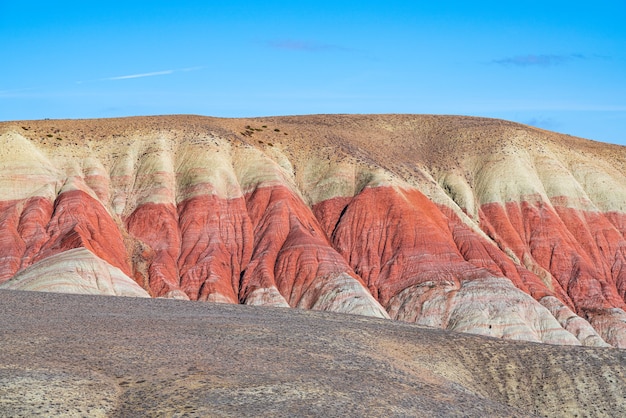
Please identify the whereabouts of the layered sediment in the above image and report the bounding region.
[1,114,625,347]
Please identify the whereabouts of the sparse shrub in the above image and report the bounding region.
[274,128,280,132]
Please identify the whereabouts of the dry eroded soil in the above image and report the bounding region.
[0,290,625,417]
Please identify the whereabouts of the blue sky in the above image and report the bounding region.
[1,1,625,144]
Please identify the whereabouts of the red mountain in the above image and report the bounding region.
[2,114,625,347]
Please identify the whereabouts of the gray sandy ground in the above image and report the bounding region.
[0,289,625,417]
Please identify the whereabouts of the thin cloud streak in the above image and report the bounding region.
[105,70,175,80]
[74,66,204,84]
[181,66,204,72]
[493,54,587,67]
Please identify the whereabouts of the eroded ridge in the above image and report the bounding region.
[1,114,626,346]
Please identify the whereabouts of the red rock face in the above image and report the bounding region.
[604,212,626,298]
[480,200,626,312]
[177,195,253,303]
[18,197,54,269]
[0,200,29,281]
[240,185,386,317]
[478,199,626,345]
[126,203,182,297]
[125,196,254,302]
[120,185,386,316]
[2,175,626,346]
[0,192,127,283]
[318,186,485,305]
[241,185,328,304]
[441,204,565,304]
[313,186,622,345]
[33,190,131,276]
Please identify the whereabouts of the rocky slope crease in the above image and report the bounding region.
[1,114,625,347]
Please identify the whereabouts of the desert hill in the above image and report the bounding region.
[1,289,625,417]
[1,114,626,348]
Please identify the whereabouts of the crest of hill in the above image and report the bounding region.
[4,113,625,213]
[4,113,624,177]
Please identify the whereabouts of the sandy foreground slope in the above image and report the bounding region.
[0,289,625,417]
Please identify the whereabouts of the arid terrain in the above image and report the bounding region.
[1,289,625,417]
[1,114,626,414]
[2,114,626,347]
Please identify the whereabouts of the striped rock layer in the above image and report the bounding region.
[1,115,626,347]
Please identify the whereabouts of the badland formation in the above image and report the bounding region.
[1,114,625,415]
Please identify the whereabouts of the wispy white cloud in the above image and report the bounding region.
[75,66,204,84]
[493,54,588,67]
[181,66,204,72]
[104,70,175,80]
